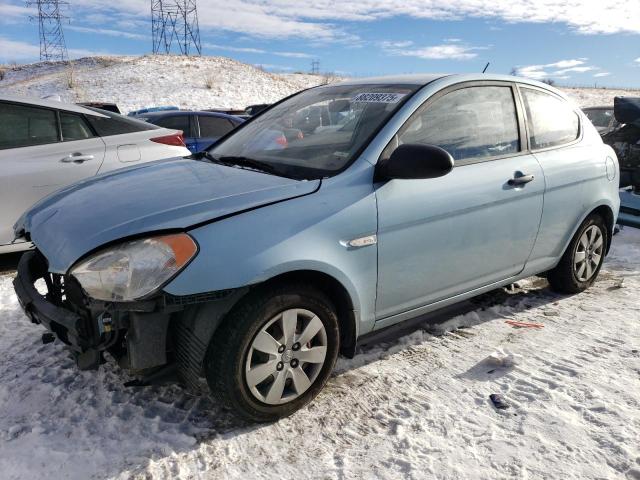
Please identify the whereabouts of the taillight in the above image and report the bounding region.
[151,131,185,147]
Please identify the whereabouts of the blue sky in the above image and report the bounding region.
[1,0,639,87]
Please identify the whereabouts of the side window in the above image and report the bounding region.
[60,112,95,141]
[0,103,59,149]
[397,86,520,162]
[152,115,192,136]
[198,116,235,138]
[521,88,579,149]
[84,108,159,136]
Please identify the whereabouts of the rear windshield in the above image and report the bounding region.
[84,107,159,136]
[208,83,420,179]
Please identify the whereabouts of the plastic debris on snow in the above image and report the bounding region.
[486,347,523,368]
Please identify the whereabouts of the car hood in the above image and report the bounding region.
[15,157,320,273]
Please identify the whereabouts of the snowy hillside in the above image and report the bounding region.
[0,228,639,479]
[0,55,337,113]
[563,86,640,108]
[1,55,637,114]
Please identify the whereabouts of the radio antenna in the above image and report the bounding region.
[482,62,490,73]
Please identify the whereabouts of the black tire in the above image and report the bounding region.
[204,283,340,422]
[548,214,608,294]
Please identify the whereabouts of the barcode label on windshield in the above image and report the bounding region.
[352,92,406,104]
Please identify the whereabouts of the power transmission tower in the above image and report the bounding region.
[26,0,68,61]
[151,0,202,56]
[311,59,320,75]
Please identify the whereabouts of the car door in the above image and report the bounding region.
[196,115,236,151]
[0,103,104,246]
[375,83,544,323]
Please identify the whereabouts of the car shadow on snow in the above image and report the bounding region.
[0,276,579,478]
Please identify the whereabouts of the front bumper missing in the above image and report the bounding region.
[13,251,89,352]
[13,250,174,371]
[13,250,244,380]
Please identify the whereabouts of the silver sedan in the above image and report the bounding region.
[0,95,191,253]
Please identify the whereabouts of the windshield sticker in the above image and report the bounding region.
[352,92,406,104]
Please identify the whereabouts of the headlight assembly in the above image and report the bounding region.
[70,233,198,301]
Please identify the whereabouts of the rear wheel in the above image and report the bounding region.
[548,214,607,294]
[204,284,340,422]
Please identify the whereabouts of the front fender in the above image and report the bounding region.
[164,164,379,334]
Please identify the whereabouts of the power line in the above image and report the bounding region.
[311,59,320,75]
[26,0,68,61]
[151,0,202,56]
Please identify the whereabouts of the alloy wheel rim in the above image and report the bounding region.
[244,308,327,405]
[573,225,604,282]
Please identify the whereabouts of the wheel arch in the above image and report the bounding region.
[251,270,359,358]
[590,204,615,255]
[173,268,359,390]
[558,202,616,261]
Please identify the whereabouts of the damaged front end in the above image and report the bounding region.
[13,249,245,389]
[14,250,178,372]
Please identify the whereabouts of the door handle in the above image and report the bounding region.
[508,174,534,186]
[60,153,94,163]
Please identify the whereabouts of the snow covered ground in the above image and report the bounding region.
[1,55,638,113]
[0,228,639,480]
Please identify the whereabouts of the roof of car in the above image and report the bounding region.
[137,110,244,122]
[0,94,109,117]
[336,74,449,86]
[335,73,566,91]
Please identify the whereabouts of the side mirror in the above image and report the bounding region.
[375,143,454,181]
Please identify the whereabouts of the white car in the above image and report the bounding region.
[0,95,191,254]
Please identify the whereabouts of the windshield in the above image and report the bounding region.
[207,83,419,179]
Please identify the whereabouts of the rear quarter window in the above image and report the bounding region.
[84,108,159,137]
[521,88,580,150]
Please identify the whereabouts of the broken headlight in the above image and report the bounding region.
[70,233,198,301]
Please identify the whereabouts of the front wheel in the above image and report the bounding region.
[548,214,607,294]
[204,284,340,422]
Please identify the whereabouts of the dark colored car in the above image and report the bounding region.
[600,97,640,190]
[583,106,619,134]
[136,111,244,153]
[592,97,640,228]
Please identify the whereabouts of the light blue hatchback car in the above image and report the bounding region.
[13,74,620,421]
